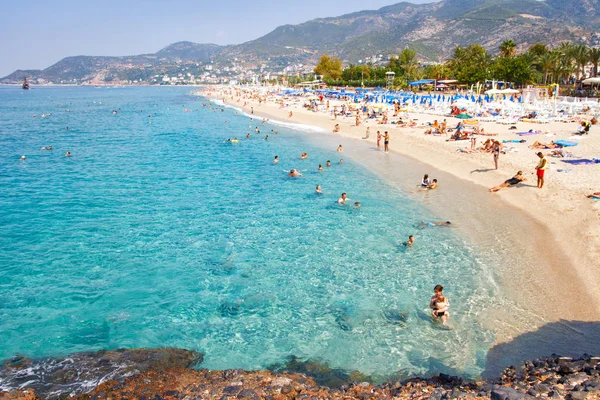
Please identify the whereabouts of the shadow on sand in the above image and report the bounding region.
[483,320,600,380]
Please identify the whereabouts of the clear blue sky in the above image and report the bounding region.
[0,0,433,77]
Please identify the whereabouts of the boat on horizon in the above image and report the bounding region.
[22,77,30,90]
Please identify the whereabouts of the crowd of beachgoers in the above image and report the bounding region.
[199,85,600,320]
[202,86,599,201]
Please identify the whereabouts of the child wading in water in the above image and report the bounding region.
[430,285,450,327]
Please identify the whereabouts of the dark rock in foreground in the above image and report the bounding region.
[1,353,600,399]
[0,348,201,399]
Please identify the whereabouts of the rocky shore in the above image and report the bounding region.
[1,349,600,399]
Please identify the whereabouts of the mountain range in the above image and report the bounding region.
[3,0,600,85]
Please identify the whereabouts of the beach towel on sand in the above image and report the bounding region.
[561,159,600,165]
[554,140,578,147]
[502,139,526,143]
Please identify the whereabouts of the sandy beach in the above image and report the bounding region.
[199,86,600,343]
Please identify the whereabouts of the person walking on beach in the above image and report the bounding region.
[492,140,502,170]
[535,152,548,189]
[377,131,381,150]
[383,131,390,153]
[430,285,450,327]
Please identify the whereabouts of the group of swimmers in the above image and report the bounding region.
[20,146,71,160]
[217,98,452,327]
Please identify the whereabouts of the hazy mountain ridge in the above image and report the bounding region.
[3,0,600,84]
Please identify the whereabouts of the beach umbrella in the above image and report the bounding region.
[456,113,473,119]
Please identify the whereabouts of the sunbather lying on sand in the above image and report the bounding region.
[457,148,478,153]
[448,131,470,141]
[489,171,527,192]
[548,149,572,158]
[529,141,559,149]
[587,192,600,199]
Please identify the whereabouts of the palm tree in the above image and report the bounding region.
[554,56,575,84]
[428,64,449,80]
[499,39,517,57]
[535,52,557,84]
[557,42,575,57]
[398,48,418,82]
[589,47,600,77]
[572,44,590,78]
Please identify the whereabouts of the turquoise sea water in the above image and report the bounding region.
[0,86,496,381]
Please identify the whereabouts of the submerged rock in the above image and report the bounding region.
[0,348,202,399]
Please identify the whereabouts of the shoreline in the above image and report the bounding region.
[2,347,600,399]
[199,88,600,336]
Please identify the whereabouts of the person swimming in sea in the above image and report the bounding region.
[419,221,451,228]
[20,155,26,161]
[316,185,323,194]
[300,152,308,159]
[65,152,71,157]
[273,155,279,164]
[41,146,53,151]
[338,192,348,205]
[246,133,251,139]
[337,145,343,152]
[289,169,301,177]
[318,164,323,172]
[427,179,438,190]
[326,160,331,167]
[265,135,269,140]
[421,174,430,187]
[404,235,415,246]
[353,201,361,208]
[339,159,343,164]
